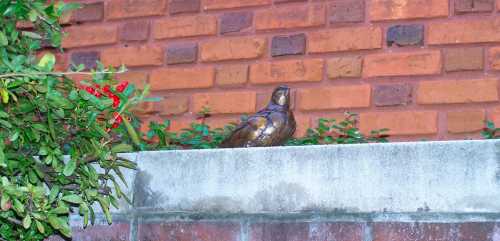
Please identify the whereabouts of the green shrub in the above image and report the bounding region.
[0,1,143,240]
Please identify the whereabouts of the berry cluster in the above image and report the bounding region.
[83,81,129,129]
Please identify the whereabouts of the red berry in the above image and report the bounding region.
[94,84,101,89]
[112,123,120,129]
[103,85,111,93]
[116,81,129,93]
[85,87,95,94]
[94,92,102,98]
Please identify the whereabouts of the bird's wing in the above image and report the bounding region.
[219,115,268,148]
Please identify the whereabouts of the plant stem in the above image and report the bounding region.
[0,69,127,79]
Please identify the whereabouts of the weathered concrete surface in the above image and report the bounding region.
[131,140,500,213]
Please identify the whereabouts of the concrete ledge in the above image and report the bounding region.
[125,140,500,214]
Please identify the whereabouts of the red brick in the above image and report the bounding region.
[417,78,498,104]
[169,0,200,15]
[329,0,365,23]
[205,117,240,129]
[216,65,249,87]
[458,223,495,241]
[120,20,150,41]
[158,96,190,115]
[200,37,267,62]
[138,222,240,241]
[308,27,382,53]
[72,2,103,23]
[428,18,500,45]
[488,47,500,70]
[326,56,363,79]
[309,223,364,241]
[106,0,167,20]
[455,0,493,14]
[363,51,442,77]
[489,107,500,127]
[202,0,271,10]
[374,84,412,107]
[250,59,324,85]
[192,91,256,114]
[373,223,454,241]
[154,15,217,39]
[294,115,310,138]
[101,46,163,67]
[444,47,484,72]
[297,85,371,111]
[255,4,325,30]
[360,111,438,135]
[370,0,448,21]
[168,119,194,132]
[150,67,214,90]
[447,110,485,133]
[132,101,157,117]
[62,25,117,48]
[116,71,149,89]
[250,223,309,241]
[275,0,307,3]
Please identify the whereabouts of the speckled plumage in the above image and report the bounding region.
[220,85,296,148]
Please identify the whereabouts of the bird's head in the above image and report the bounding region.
[270,85,291,108]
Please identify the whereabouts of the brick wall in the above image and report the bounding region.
[51,220,500,241]
[59,0,500,140]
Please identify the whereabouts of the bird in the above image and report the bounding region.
[220,85,296,148]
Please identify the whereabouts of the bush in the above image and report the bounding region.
[0,1,143,240]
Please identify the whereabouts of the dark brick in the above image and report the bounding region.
[138,222,240,241]
[373,223,455,241]
[72,2,104,23]
[387,24,424,47]
[274,0,307,3]
[250,222,309,241]
[271,33,306,57]
[166,43,198,65]
[455,0,493,14]
[458,222,495,241]
[444,47,483,72]
[329,0,365,23]
[169,0,200,15]
[120,20,150,41]
[374,84,412,107]
[309,223,364,241]
[47,223,130,241]
[71,51,100,70]
[220,12,253,35]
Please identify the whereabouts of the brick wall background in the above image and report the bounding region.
[58,0,500,141]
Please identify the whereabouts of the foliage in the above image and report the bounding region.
[287,113,389,146]
[142,113,389,150]
[482,120,500,139]
[0,1,142,240]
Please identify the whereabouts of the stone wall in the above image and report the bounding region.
[49,0,500,141]
[49,140,500,240]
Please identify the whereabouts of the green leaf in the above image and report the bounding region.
[13,199,24,214]
[123,117,140,146]
[61,194,83,204]
[111,143,133,153]
[63,158,77,176]
[0,32,7,46]
[38,53,56,71]
[49,185,60,204]
[22,215,31,229]
[35,220,45,234]
[47,215,61,230]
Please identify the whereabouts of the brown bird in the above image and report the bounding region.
[220,85,296,148]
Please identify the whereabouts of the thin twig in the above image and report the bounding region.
[0,69,127,79]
